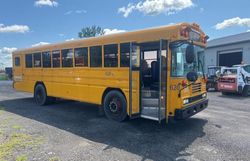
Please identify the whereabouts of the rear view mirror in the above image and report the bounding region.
[187,71,198,82]
[186,45,195,64]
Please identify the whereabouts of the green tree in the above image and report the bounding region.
[78,25,104,38]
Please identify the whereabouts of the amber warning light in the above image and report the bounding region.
[180,26,209,44]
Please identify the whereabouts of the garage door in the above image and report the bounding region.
[218,51,242,67]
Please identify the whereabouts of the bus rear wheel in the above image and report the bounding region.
[34,84,50,106]
[103,90,127,122]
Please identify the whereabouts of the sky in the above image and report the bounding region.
[0,0,250,68]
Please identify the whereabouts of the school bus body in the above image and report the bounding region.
[13,23,208,122]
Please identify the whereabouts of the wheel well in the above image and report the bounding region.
[102,88,127,105]
[34,81,47,94]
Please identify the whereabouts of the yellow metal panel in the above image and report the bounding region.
[131,71,140,114]
[12,23,208,121]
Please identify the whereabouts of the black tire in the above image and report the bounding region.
[34,84,50,106]
[242,85,249,97]
[222,92,229,95]
[103,90,127,122]
[214,83,218,91]
[206,85,209,91]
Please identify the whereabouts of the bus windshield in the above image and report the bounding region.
[171,42,205,77]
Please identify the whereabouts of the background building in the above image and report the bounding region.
[204,32,250,73]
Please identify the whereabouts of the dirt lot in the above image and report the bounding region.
[0,81,250,161]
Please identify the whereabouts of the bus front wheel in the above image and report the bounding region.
[34,84,50,106]
[103,90,127,122]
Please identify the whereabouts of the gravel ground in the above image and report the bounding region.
[0,81,250,161]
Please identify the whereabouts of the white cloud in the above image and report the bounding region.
[66,38,75,41]
[35,0,58,7]
[104,29,126,35]
[65,10,87,15]
[118,0,194,18]
[247,30,250,32]
[0,24,30,33]
[0,47,18,68]
[215,17,250,30]
[31,42,50,47]
[75,10,87,14]
[59,33,65,37]
[118,3,136,18]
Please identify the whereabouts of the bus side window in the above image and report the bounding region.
[42,51,51,68]
[90,46,102,67]
[25,54,33,68]
[75,47,88,67]
[104,44,118,67]
[120,43,130,67]
[62,49,73,67]
[33,53,42,68]
[15,57,20,67]
[52,50,61,68]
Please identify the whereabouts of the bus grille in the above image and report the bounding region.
[189,94,203,104]
[192,83,201,94]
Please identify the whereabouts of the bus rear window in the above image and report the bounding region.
[25,54,33,68]
[33,53,41,68]
[75,47,88,67]
[104,44,118,67]
[90,46,102,67]
[62,49,73,67]
[42,51,51,68]
[52,50,60,68]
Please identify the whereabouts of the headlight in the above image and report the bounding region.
[202,93,207,98]
[183,99,189,105]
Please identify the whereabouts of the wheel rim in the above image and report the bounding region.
[36,88,44,104]
[108,96,122,115]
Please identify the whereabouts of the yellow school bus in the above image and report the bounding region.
[12,23,209,123]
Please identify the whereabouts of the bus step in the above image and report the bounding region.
[141,90,159,98]
[141,106,158,117]
[142,98,159,107]
[141,106,165,121]
[140,115,159,121]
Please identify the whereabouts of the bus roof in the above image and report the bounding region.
[13,22,206,54]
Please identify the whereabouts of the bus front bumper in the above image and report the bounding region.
[174,99,208,120]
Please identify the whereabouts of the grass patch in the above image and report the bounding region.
[12,125,22,130]
[0,118,10,128]
[49,156,60,161]
[0,74,8,81]
[15,155,28,161]
[0,107,4,115]
[0,133,43,161]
